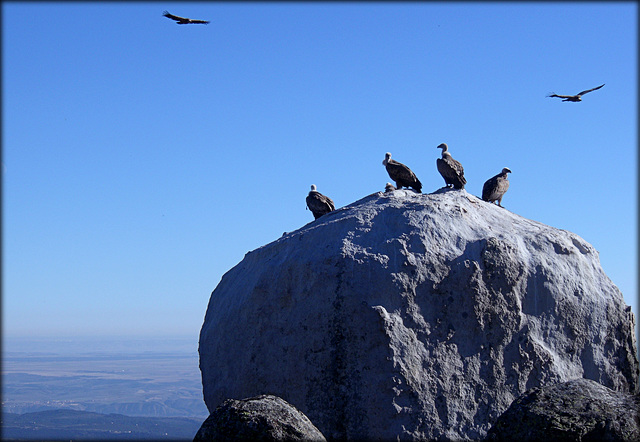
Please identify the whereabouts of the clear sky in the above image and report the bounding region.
[2,2,637,341]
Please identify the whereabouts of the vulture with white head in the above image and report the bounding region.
[306,185,335,219]
[382,152,422,193]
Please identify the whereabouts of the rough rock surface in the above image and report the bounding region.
[485,378,640,441]
[199,189,638,440]
[193,394,326,442]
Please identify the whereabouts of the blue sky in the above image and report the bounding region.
[2,2,637,340]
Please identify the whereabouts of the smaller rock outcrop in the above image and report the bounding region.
[486,378,640,441]
[193,395,326,442]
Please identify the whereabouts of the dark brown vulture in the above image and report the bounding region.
[547,84,604,102]
[163,11,210,25]
[382,153,422,193]
[384,182,396,193]
[482,168,512,207]
[436,143,466,189]
[306,185,335,219]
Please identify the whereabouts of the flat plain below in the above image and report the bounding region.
[2,335,209,418]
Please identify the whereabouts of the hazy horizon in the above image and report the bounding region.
[2,334,201,353]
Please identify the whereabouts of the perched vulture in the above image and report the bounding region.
[382,152,422,193]
[163,11,210,25]
[384,182,396,193]
[482,168,512,207]
[547,84,604,102]
[306,184,335,219]
[436,143,466,189]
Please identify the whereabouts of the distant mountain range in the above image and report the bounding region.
[1,409,202,440]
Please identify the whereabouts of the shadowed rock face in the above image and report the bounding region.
[193,395,326,442]
[485,378,640,441]
[199,189,638,441]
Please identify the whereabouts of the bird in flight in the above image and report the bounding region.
[547,84,604,102]
[163,11,210,25]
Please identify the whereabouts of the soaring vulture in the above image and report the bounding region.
[436,143,466,189]
[306,185,335,219]
[547,84,604,102]
[382,153,422,193]
[163,11,210,25]
[482,168,512,207]
[385,182,396,193]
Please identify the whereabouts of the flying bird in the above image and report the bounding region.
[162,11,210,25]
[436,143,466,190]
[547,84,604,102]
[482,168,512,207]
[382,153,422,193]
[306,185,335,220]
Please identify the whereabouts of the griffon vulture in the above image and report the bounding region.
[382,153,422,193]
[547,84,604,102]
[163,11,210,25]
[436,143,466,190]
[306,185,335,219]
[482,168,512,207]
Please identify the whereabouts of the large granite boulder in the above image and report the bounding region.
[199,189,638,440]
[193,395,326,441]
[485,378,640,441]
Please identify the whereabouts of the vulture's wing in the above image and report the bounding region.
[437,157,466,188]
[388,161,415,184]
[449,157,465,178]
[307,193,334,215]
[481,177,495,201]
[483,173,509,202]
[319,193,335,211]
[547,93,574,99]
[163,11,185,22]
[577,84,604,96]
[436,158,452,179]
